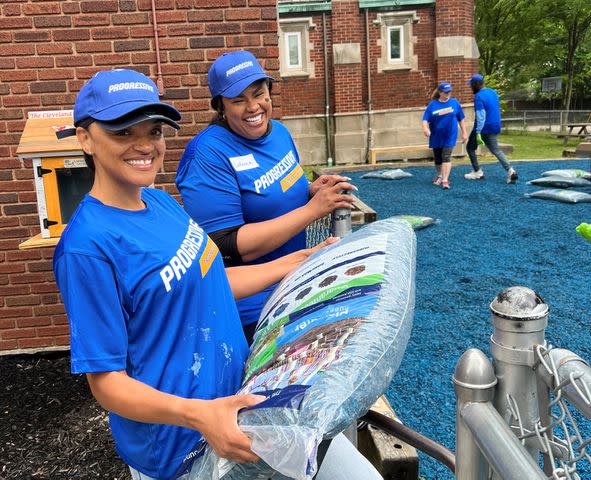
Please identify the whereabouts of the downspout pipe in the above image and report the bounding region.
[322,12,333,167]
[364,9,373,164]
[151,0,165,96]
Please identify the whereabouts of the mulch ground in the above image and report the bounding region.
[0,352,129,480]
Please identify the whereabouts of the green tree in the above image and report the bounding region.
[475,0,544,81]
[543,0,591,111]
[475,0,591,110]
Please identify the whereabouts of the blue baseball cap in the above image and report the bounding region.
[208,50,274,99]
[467,74,484,85]
[73,69,181,130]
[438,82,452,93]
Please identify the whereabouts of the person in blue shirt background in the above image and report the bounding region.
[464,74,518,183]
[422,82,467,190]
[53,69,343,480]
[176,51,356,345]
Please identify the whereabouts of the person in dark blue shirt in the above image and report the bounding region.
[464,74,518,183]
[422,82,467,189]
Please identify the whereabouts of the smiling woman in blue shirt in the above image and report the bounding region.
[176,51,357,345]
[422,81,468,190]
[53,68,341,480]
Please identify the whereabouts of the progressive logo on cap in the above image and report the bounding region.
[226,61,253,77]
[107,82,155,94]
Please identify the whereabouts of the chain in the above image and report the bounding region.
[502,345,591,479]
[305,215,331,248]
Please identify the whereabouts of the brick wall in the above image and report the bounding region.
[435,0,478,102]
[369,7,437,110]
[0,0,279,353]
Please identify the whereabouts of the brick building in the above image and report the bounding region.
[0,0,477,354]
[277,0,479,164]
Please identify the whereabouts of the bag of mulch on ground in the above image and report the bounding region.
[541,169,591,179]
[189,217,416,480]
[525,189,591,204]
[393,215,437,230]
[528,176,591,189]
[361,168,413,180]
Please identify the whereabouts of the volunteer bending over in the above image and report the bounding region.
[176,51,355,344]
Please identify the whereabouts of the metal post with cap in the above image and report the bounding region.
[489,286,549,470]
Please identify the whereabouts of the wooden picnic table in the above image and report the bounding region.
[561,123,591,145]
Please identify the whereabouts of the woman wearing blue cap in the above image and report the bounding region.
[175,50,356,346]
[422,82,467,189]
[52,69,340,480]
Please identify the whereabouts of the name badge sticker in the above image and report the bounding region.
[229,154,259,172]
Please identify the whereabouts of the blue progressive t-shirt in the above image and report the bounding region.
[422,98,465,148]
[176,120,310,326]
[53,188,248,480]
[474,88,502,134]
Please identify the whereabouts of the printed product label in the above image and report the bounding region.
[239,235,388,403]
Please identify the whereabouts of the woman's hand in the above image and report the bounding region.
[291,236,339,265]
[186,394,266,464]
[309,175,354,197]
[462,132,468,144]
[423,127,431,137]
[305,181,355,219]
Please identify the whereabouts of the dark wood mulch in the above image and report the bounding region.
[0,352,129,480]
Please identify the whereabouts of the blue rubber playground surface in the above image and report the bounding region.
[349,159,591,479]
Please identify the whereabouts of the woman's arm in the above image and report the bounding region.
[422,120,431,137]
[86,370,264,463]
[236,184,353,262]
[226,237,338,299]
[459,119,468,143]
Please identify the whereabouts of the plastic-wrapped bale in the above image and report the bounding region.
[541,169,591,179]
[525,189,591,204]
[361,168,413,180]
[527,176,591,189]
[194,218,416,480]
[393,215,436,230]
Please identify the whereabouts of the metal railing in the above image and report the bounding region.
[502,110,591,133]
[355,285,591,480]
[452,286,591,479]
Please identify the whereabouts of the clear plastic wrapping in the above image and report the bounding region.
[190,217,416,479]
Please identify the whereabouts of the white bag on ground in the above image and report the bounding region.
[541,169,591,179]
[525,189,591,204]
[528,176,591,189]
[190,218,416,480]
[361,168,413,180]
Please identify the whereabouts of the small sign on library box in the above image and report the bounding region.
[542,77,562,93]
